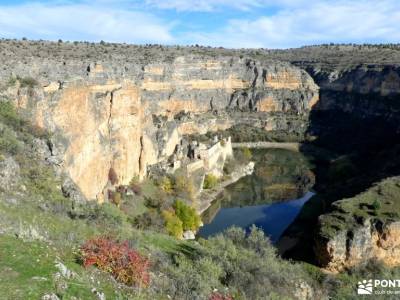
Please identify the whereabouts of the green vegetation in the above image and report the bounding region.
[18,76,39,88]
[162,209,183,239]
[161,200,201,238]
[203,173,218,189]
[319,176,400,239]
[158,175,173,193]
[173,199,201,231]
[2,92,400,299]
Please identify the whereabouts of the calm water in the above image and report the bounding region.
[197,148,315,243]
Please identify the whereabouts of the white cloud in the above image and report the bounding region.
[143,0,315,12]
[0,0,398,48]
[0,2,174,43]
[181,0,400,48]
[144,0,268,12]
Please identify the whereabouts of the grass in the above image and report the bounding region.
[0,235,124,300]
[319,176,400,239]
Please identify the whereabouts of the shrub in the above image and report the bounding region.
[0,127,20,154]
[372,199,381,211]
[0,101,23,129]
[92,202,127,226]
[108,168,118,185]
[173,200,201,231]
[159,176,173,194]
[110,191,122,207]
[162,210,183,239]
[203,174,218,189]
[129,176,142,195]
[132,209,165,231]
[173,173,196,200]
[144,196,165,209]
[80,237,150,287]
[18,76,38,88]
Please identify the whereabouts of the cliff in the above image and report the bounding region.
[315,177,400,272]
[0,50,318,201]
[2,40,400,273]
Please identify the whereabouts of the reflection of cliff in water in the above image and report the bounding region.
[222,149,315,208]
[200,149,315,226]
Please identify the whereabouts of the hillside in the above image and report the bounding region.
[1,40,400,299]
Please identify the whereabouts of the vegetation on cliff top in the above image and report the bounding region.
[318,176,400,239]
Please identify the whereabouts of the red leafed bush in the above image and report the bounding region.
[80,238,150,287]
[209,292,233,300]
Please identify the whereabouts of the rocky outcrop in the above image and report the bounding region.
[314,176,400,272]
[302,64,400,123]
[1,56,318,201]
[0,156,20,191]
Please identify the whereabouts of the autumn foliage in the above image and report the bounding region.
[80,238,150,287]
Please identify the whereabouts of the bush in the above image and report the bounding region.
[17,76,38,88]
[372,199,381,211]
[159,176,173,194]
[129,176,142,195]
[0,101,25,132]
[173,200,201,231]
[162,210,183,239]
[132,209,164,231]
[173,173,196,200]
[92,203,127,226]
[203,174,218,189]
[109,191,122,207]
[80,237,150,287]
[0,127,20,154]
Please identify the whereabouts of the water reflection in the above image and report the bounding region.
[198,149,315,242]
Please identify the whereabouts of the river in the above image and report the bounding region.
[197,148,316,243]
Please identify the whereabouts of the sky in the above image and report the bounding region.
[0,0,399,49]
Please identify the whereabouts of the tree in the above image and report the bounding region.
[173,200,201,231]
[162,210,183,239]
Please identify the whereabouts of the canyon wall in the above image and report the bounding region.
[1,56,318,201]
[305,65,400,121]
[314,177,400,272]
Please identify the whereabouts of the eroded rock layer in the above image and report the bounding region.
[315,177,400,272]
[1,56,318,200]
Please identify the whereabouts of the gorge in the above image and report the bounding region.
[1,40,400,299]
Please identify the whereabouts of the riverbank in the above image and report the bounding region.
[197,161,255,214]
[232,142,300,151]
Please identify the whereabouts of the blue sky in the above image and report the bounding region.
[0,0,399,48]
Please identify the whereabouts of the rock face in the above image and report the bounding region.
[314,177,400,272]
[301,64,400,124]
[315,219,400,272]
[1,56,318,201]
[0,156,20,190]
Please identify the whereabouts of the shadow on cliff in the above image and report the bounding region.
[279,92,400,264]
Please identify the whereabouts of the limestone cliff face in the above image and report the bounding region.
[2,56,318,201]
[314,177,400,272]
[315,219,400,272]
[305,65,400,122]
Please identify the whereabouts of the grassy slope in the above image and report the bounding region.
[2,98,400,299]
